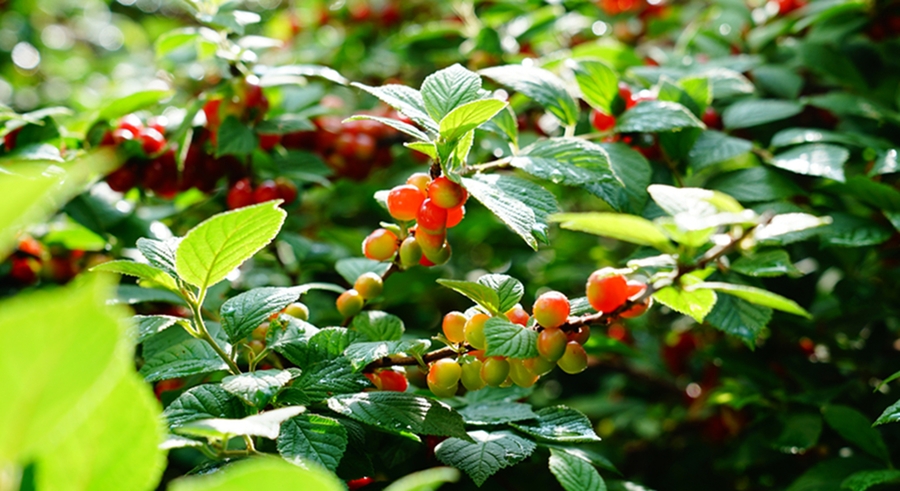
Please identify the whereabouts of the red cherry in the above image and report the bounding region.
[274,177,298,205]
[147,116,167,135]
[118,114,143,134]
[203,99,221,129]
[16,236,43,258]
[111,128,135,144]
[106,165,138,192]
[227,178,254,209]
[378,370,409,392]
[505,305,530,326]
[586,270,629,313]
[10,256,40,284]
[139,128,167,155]
[258,133,280,151]
[416,199,448,233]
[387,184,427,222]
[3,127,21,150]
[427,177,467,209]
[253,180,280,203]
[590,109,616,132]
[143,151,178,198]
[446,206,465,228]
[702,107,722,129]
[363,228,399,261]
[618,83,635,109]
[154,379,184,400]
[533,291,570,329]
[347,477,374,490]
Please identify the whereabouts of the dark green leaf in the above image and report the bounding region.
[706,294,772,348]
[352,83,439,135]
[688,131,754,172]
[280,358,370,404]
[600,143,651,213]
[483,317,539,359]
[510,406,601,443]
[134,315,185,344]
[773,413,822,453]
[819,213,892,248]
[710,167,804,203]
[136,237,181,277]
[480,65,579,126]
[770,143,848,182]
[842,470,900,491]
[476,274,524,313]
[421,64,484,121]
[140,325,229,382]
[343,340,431,370]
[822,405,890,463]
[549,447,607,491]
[615,101,705,133]
[722,99,803,129]
[732,250,799,277]
[220,287,303,344]
[163,384,249,427]
[221,369,294,408]
[459,402,537,426]
[510,138,620,197]
[350,310,404,341]
[874,399,900,426]
[435,430,537,486]
[216,116,258,158]
[326,392,469,440]
[277,413,348,472]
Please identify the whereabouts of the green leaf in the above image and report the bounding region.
[163,384,250,427]
[822,405,890,463]
[652,274,717,323]
[98,89,173,121]
[140,324,229,382]
[215,115,258,158]
[435,430,537,486]
[658,79,702,117]
[510,406,601,443]
[870,149,898,176]
[436,279,501,315]
[874,399,900,426]
[352,83,439,135]
[277,414,348,472]
[549,448,607,491]
[463,174,559,247]
[280,328,364,368]
[335,258,392,285]
[510,138,620,195]
[770,143,848,182]
[345,115,429,141]
[439,99,507,142]
[842,470,900,491]
[115,285,185,306]
[459,402,537,426]
[91,260,180,293]
[476,274,524,313]
[220,286,303,344]
[573,59,619,113]
[550,212,675,253]
[343,340,431,371]
[351,310,405,341]
[648,184,743,216]
[706,294,772,348]
[175,406,305,440]
[773,413,822,453]
[615,101,705,133]
[838,176,900,212]
[168,457,344,491]
[383,467,460,491]
[710,167,804,203]
[722,99,804,129]
[134,314,186,344]
[732,250,799,277]
[752,65,803,100]
[326,392,469,440]
[786,457,879,491]
[754,213,831,245]
[819,213,892,248]
[480,65,579,126]
[484,317,539,359]
[221,369,294,408]
[176,201,287,291]
[770,128,860,148]
[600,143,651,213]
[679,76,712,114]
[688,131,754,172]
[691,282,811,318]
[421,64,485,121]
[137,237,181,277]
[280,358,370,404]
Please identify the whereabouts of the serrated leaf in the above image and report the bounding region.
[279,327,364,368]
[550,212,675,253]
[600,143,651,213]
[770,143,848,182]
[176,201,286,291]
[463,174,559,247]
[421,64,484,121]
[221,369,293,408]
[216,115,258,158]
[436,279,500,315]
[344,340,431,370]
[383,467,461,491]
[710,167,804,203]
[174,406,305,440]
[615,101,704,133]
[652,274,717,323]
[732,250,799,277]
[511,406,601,443]
[280,358,371,404]
[326,392,468,440]
[140,326,228,382]
[352,83,439,135]
[351,310,405,341]
[480,65,579,126]
[335,258,392,285]
[688,131,754,172]
[277,414,348,472]
[706,295,772,348]
[483,317,539,359]
[773,413,822,453]
[754,213,831,245]
[134,314,185,344]
[819,213,892,248]
[822,405,890,463]
[476,274,524,313]
[137,237,181,277]
[722,99,804,129]
[439,99,507,142]
[164,384,250,427]
[573,59,618,113]
[874,399,900,426]
[510,138,619,194]
[435,430,537,486]
[167,457,344,491]
[91,260,179,293]
[692,282,810,318]
[345,115,429,141]
[459,402,537,426]
[770,128,860,148]
[549,448,607,491]
[219,286,303,344]
[842,470,900,491]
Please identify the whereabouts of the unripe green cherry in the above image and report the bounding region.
[363,228,398,261]
[428,358,462,387]
[336,289,364,318]
[442,311,467,344]
[464,313,490,350]
[508,358,539,388]
[461,359,486,391]
[284,302,309,321]
[537,327,567,362]
[557,341,588,374]
[422,240,451,266]
[524,356,555,376]
[354,272,384,300]
[533,291,570,329]
[428,379,458,398]
[399,236,422,269]
[406,172,432,193]
[480,357,510,387]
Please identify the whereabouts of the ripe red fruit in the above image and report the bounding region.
[702,107,722,129]
[274,177,298,205]
[227,178,254,210]
[139,128,166,155]
[154,379,184,400]
[253,180,280,204]
[586,270,628,313]
[378,370,409,392]
[590,109,616,132]
[347,477,374,490]
[567,326,591,345]
[362,228,399,261]
[17,236,43,258]
[118,114,143,134]
[533,291,570,329]
[446,206,465,228]
[106,165,138,192]
[621,280,649,318]
[537,327,567,362]
[505,305,530,326]
[387,184,426,222]
[111,128,135,144]
[147,116,167,135]
[10,256,40,284]
[364,371,381,389]
[443,311,468,344]
[3,127,21,150]
[258,133,280,151]
[427,177,467,209]
[203,99,221,130]
[143,151,179,198]
[416,199,448,233]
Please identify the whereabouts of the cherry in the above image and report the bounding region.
[274,177,298,205]
[428,379,458,398]
[428,358,462,387]
[461,359,486,391]
[419,255,436,267]
[618,83,635,110]
[427,177,467,209]
[387,184,426,222]
[139,128,166,155]
[253,180,280,204]
[524,356,555,376]
[10,256,40,284]
[422,240,451,266]
[284,302,309,321]
[362,228,398,261]
[3,127,21,150]
[567,326,591,345]
[118,114,143,134]
[702,107,722,129]
[533,291,570,329]
[505,305,530,326]
[621,280,650,318]
[258,133,280,151]
[442,311,468,344]
[416,199,448,233]
[480,357,510,387]
[586,269,628,313]
[336,289,364,318]
[508,358,539,388]
[464,313,490,350]
[537,327,567,362]
[106,165,138,192]
[17,236,43,258]
[147,116,167,135]
[406,172,432,193]
[354,272,384,300]
[364,371,382,389]
[143,151,178,198]
[590,109,616,132]
[347,477,374,491]
[399,236,423,269]
[446,206,465,228]
[378,370,409,392]
[111,128,135,144]
[227,178,255,210]
[557,341,588,374]
[153,379,184,401]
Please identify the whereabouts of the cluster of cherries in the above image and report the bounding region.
[424,269,650,397]
[2,235,89,287]
[226,177,297,210]
[101,114,183,197]
[360,173,467,269]
[596,0,667,17]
